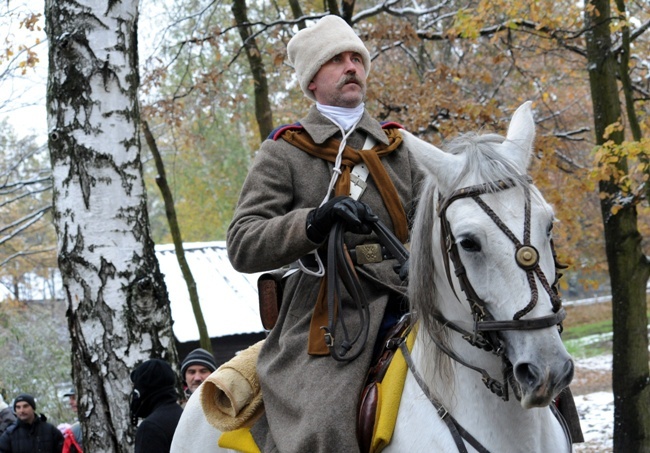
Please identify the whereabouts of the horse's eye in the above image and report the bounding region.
[547,222,554,238]
[459,237,481,252]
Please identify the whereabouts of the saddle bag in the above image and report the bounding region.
[257,269,287,331]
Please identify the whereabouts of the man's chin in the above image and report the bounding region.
[338,90,365,107]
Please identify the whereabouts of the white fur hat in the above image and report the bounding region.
[287,15,371,102]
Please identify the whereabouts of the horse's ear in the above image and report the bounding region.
[400,130,462,189]
[503,101,535,172]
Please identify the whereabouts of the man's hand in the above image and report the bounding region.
[306,196,378,243]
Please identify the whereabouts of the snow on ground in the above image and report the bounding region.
[575,390,614,452]
[573,353,613,452]
[570,328,650,452]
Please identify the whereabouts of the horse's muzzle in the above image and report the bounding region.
[515,358,574,408]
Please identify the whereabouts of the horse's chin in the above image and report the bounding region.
[519,391,556,409]
[508,373,557,409]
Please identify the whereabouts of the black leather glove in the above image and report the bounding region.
[306,196,378,243]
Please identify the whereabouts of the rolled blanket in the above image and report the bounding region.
[201,340,265,432]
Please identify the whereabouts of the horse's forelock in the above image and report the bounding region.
[444,132,529,194]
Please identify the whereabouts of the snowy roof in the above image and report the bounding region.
[155,241,264,342]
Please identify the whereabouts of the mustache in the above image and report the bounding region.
[337,74,362,88]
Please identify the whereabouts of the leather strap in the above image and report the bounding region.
[321,222,370,361]
[550,397,574,452]
[307,278,332,354]
[399,341,491,453]
[349,135,375,200]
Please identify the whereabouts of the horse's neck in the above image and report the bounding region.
[409,330,569,452]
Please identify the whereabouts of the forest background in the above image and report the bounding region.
[0,0,648,451]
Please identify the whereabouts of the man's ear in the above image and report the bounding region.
[308,80,316,92]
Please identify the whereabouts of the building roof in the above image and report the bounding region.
[155,241,264,342]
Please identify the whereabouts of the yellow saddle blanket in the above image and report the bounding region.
[217,332,415,453]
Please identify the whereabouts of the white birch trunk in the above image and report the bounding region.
[45,1,178,451]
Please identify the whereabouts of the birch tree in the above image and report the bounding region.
[45,1,177,451]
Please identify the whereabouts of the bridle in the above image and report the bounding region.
[393,176,572,453]
[321,177,572,451]
[434,177,567,400]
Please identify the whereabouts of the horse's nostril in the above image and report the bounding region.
[515,359,574,392]
[514,362,541,388]
[559,359,575,386]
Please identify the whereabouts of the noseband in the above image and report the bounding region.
[435,177,566,400]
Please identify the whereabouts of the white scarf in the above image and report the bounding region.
[316,102,365,132]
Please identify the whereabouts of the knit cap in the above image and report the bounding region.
[287,15,371,102]
[13,394,36,411]
[181,348,217,378]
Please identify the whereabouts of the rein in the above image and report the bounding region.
[322,219,410,362]
[322,221,371,362]
[399,340,490,453]
[399,337,573,453]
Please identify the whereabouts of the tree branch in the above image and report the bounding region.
[0,205,50,245]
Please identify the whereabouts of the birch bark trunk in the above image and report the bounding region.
[45,1,178,451]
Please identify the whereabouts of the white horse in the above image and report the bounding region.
[171,101,575,452]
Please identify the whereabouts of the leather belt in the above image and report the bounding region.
[298,243,401,269]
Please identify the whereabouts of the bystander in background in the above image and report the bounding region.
[0,393,63,452]
[0,394,16,436]
[57,388,82,453]
[130,358,183,453]
[180,348,216,399]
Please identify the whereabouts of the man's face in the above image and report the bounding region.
[14,401,35,424]
[308,51,367,108]
[185,365,212,393]
[68,395,78,412]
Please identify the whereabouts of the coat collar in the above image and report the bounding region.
[300,106,390,147]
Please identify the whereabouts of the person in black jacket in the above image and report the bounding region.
[0,394,16,437]
[130,359,183,453]
[0,393,63,453]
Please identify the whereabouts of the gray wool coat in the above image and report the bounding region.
[226,106,424,453]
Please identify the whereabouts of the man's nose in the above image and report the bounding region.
[343,57,357,73]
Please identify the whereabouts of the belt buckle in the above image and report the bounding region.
[355,243,382,264]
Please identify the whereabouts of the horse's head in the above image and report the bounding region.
[403,102,573,409]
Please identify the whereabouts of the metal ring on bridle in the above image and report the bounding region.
[515,245,539,270]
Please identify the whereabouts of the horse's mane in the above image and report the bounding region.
[407,131,531,385]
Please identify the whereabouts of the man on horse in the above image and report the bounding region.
[226,14,424,453]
